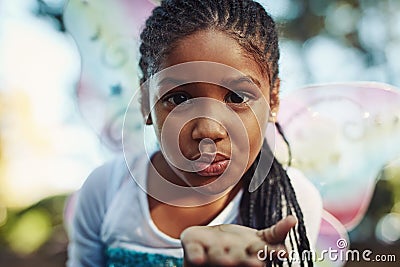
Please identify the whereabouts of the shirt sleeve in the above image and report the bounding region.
[66,161,115,267]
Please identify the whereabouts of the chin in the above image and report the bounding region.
[180,172,241,196]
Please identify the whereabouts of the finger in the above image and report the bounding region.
[239,256,265,267]
[249,243,287,262]
[258,215,297,244]
[181,226,214,247]
[207,246,230,265]
[226,246,247,262]
[266,244,288,260]
[183,242,206,265]
[246,240,267,256]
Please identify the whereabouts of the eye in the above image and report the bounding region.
[162,92,191,106]
[225,91,250,104]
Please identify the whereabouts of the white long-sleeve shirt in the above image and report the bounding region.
[67,152,322,267]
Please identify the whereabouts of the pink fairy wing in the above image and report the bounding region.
[63,0,156,150]
[315,210,349,267]
[277,82,400,230]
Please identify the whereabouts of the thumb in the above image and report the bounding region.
[258,215,297,244]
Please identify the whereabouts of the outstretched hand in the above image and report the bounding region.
[180,215,297,267]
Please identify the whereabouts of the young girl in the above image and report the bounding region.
[67,0,322,266]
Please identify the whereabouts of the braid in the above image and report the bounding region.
[240,142,313,266]
[139,1,312,266]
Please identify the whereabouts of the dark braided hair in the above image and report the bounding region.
[139,1,313,266]
[139,0,280,118]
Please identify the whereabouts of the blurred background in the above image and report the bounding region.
[0,0,399,266]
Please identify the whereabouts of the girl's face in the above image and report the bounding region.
[147,30,273,194]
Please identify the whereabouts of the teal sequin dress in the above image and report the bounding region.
[106,247,183,267]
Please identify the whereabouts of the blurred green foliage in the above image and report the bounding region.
[0,195,68,265]
[0,0,399,266]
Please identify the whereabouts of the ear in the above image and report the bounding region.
[270,103,280,122]
[268,111,277,123]
[140,104,153,125]
[139,84,153,125]
[145,114,153,125]
[141,102,153,125]
[269,77,280,122]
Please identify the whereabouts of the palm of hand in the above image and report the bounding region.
[181,216,297,267]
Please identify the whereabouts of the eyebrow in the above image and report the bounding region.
[156,75,262,88]
[222,75,262,89]
[157,77,188,87]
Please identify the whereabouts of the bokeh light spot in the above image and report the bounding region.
[376,212,400,244]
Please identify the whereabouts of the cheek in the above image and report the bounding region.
[240,105,268,166]
[151,105,171,145]
[152,106,194,165]
[244,102,267,133]
[177,124,193,154]
[152,104,179,134]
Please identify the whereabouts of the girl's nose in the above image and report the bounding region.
[191,118,228,142]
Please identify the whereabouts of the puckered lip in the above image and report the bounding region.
[190,152,230,163]
[190,152,231,177]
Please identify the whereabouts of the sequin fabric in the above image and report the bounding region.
[106,247,184,267]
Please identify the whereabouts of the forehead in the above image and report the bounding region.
[159,30,270,90]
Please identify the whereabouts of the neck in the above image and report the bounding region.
[146,151,243,238]
[147,181,242,239]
